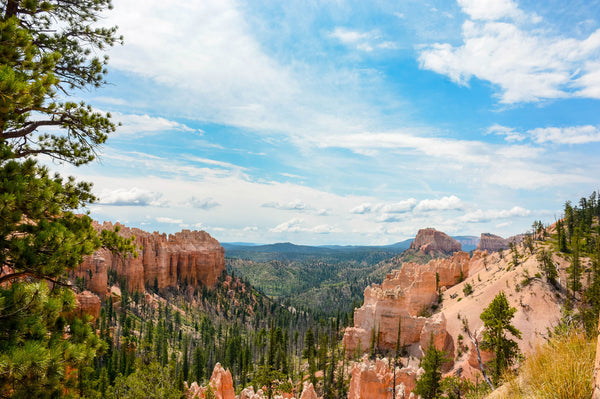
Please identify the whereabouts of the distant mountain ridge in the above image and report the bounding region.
[223,236,480,257]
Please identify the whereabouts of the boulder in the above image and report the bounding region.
[409,228,461,254]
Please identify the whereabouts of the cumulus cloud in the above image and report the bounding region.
[414,196,463,212]
[99,187,167,207]
[460,206,530,223]
[419,2,600,103]
[270,218,304,233]
[262,200,308,211]
[188,197,220,210]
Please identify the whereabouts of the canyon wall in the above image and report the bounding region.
[409,228,461,254]
[72,221,225,298]
[343,251,478,356]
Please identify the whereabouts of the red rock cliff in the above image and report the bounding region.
[409,228,461,254]
[72,221,225,298]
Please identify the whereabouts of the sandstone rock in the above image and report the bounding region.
[419,312,455,360]
[348,357,418,399]
[75,290,101,322]
[187,363,234,399]
[476,233,509,252]
[409,228,461,254]
[344,252,470,355]
[72,221,225,297]
[299,382,318,399]
[209,363,235,399]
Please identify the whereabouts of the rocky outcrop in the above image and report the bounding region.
[75,291,101,321]
[72,221,225,298]
[476,233,509,252]
[186,363,234,399]
[299,382,318,399]
[476,233,526,252]
[348,357,419,399]
[409,228,461,254]
[343,252,473,355]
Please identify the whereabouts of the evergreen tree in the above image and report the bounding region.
[479,292,522,385]
[413,335,446,399]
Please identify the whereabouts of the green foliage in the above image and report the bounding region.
[479,292,522,386]
[106,362,182,399]
[537,249,557,287]
[462,283,473,296]
[413,336,447,399]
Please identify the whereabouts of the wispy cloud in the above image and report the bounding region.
[419,1,600,103]
[459,206,531,223]
[99,187,167,207]
[329,27,397,52]
[262,200,308,211]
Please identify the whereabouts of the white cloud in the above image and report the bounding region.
[381,199,418,213]
[460,206,530,223]
[262,200,308,211]
[486,124,525,142]
[529,125,600,144]
[188,197,220,210]
[99,187,167,207]
[329,27,397,52]
[112,111,194,136]
[414,195,463,212]
[156,216,184,224]
[490,124,600,145]
[457,0,529,21]
[270,218,304,233]
[419,5,600,103]
[350,203,377,214]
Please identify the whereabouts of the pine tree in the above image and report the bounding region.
[479,292,522,385]
[0,1,132,396]
[413,335,446,399]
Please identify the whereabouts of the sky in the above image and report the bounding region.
[58,0,600,245]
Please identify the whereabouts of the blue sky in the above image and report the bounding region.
[60,0,600,245]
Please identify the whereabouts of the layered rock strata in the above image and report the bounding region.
[409,228,461,254]
[72,221,225,298]
[343,252,474,355]
[75,291,101,321]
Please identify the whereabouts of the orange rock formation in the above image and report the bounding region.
[73,221,225,297]
[347,357,419,399]
[186,363,235,399]
[343,252,474,355]
[409,228,461,254]
[75,290,101,321]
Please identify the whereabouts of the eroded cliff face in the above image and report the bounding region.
[343,251,476,356]
[72,221,225,298]
[409,228,461,254]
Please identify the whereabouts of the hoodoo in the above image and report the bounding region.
[72,221,225,298]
